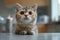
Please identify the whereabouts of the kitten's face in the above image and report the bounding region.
[16,3,38,24]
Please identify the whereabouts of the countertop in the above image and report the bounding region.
[0,33,60,40]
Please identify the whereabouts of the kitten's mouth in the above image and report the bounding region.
[22,17,32,24]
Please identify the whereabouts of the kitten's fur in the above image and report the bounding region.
[14,3,38,35]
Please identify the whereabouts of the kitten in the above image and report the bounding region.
[14,3,38,35]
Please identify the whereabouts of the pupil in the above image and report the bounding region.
[20,11,24,15]
[29,11,32,15]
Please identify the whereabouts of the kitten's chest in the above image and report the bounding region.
[17,24,35,30]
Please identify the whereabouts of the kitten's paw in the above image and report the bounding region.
[14,31,20,35]
[27,31,35,35]
[19,31,27,35]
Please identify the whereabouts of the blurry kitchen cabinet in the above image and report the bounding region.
[37,24,47,33]
[17,0,48,6]
[4,0,17,5]
[4,0,47,6]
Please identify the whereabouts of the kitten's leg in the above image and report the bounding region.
[14,27,27,35]
[27,30,35,35]
[27,26,38,35]
[14,30,27,35]
[14,29,20,35]
[19,31,27,35]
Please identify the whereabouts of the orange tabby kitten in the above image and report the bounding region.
[14,3,38,35]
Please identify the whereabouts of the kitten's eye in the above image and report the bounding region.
[29,11,32,15]
[20,11,24,15]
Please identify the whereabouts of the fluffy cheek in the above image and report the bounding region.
[27,16,32,21]
[31,14,37,21]
[16,14,20,21]
[16,14,24,21]
[20,16,25,20]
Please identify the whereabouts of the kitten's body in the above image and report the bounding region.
[14,3,38,35]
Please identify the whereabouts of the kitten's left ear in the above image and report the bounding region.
[32,3,38,11]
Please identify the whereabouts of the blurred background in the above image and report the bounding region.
[0,0,60,33]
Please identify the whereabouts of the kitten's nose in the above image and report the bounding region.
[25,15,27,17]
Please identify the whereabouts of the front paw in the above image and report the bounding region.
[19,31,27,35]
[27,31,35,35]
[14,30,20,35]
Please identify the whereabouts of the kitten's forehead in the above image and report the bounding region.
[23,6,30,10]
[20,6,32,12]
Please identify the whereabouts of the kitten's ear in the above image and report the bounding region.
[16,3,23,12]
[32,3,38,11]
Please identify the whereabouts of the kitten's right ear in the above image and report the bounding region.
[16,3,23,12]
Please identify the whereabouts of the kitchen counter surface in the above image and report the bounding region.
[0,33,60,40]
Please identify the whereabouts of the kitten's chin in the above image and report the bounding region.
[22,20,32,24]
[21,17,32,24]
[24,17,29,20]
